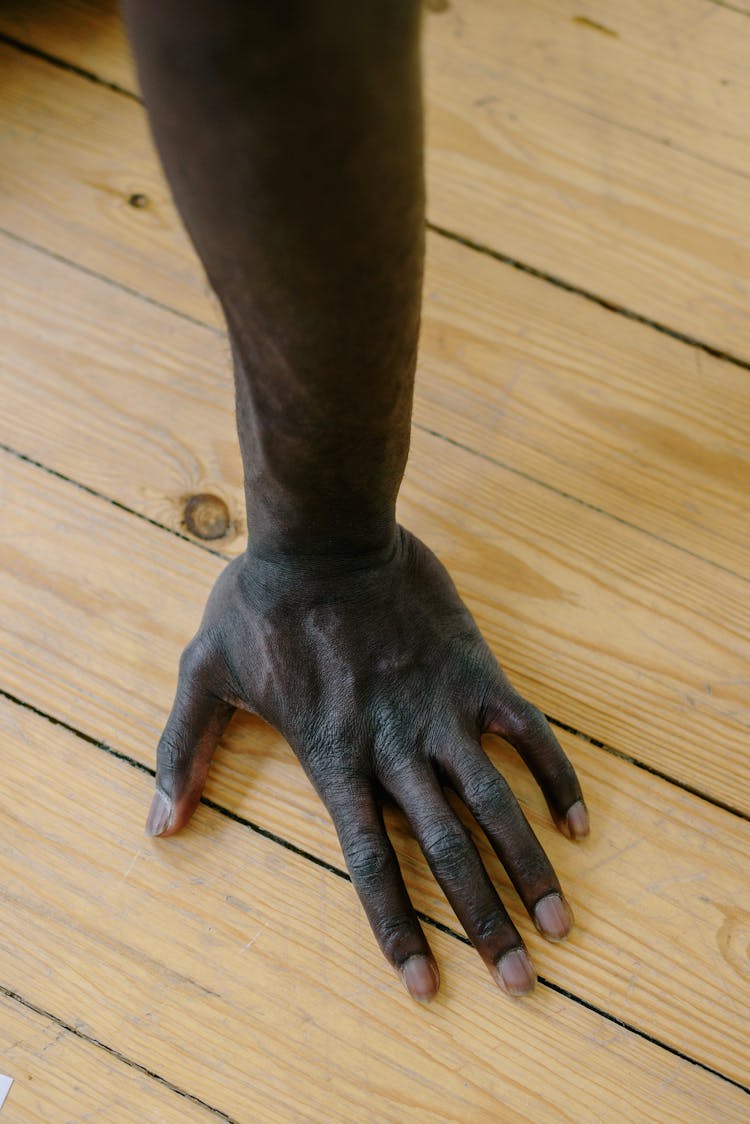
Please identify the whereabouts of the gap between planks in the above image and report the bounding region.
[0,987,232,1122]
[3,221,749,588]
[2,50,749,582]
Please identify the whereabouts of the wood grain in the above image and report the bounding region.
[1,0,750,355]
[2,235,749,812]
[0,994,218,1122]
[2,695,748,1122]
[1,451,749,1083]
[425,0,750,359]
[4,225,749,582]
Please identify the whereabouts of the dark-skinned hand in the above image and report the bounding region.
[146,527,589,1002]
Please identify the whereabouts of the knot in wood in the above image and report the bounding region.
[128,192,149,208]
[184,493,231,540]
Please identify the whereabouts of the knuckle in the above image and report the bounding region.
[342,829,390,889]
[156,731,189,782]
[546,756,577,791]
[506,698,547,742]
[178,636,213,682]
[376,912,418,960]
[515,851,554,887]
[423,820,471,881]
[472,910,512,946]
[464,770,512,818]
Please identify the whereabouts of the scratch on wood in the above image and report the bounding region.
[241,922,268,952]
[41,1026,67,1054]
[121,849,144,881]
[584,838,641,876]
[573,15,619,38]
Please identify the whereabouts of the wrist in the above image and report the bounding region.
[242,474,401,562]
[243,519,403,578]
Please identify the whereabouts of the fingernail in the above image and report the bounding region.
[566,800,590,840]
[145,789,172,837]
[400,955,440,1003]
[495,948,536,996]
[534,892,574,942]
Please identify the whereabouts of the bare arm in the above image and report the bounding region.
[124,0,589,1003]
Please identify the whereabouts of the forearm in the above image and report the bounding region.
[132,3,588,1004]
[124,0,424,556]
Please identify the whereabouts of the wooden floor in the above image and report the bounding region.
[1,1,749,1119]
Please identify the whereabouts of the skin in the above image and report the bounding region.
[124,0,590,1003]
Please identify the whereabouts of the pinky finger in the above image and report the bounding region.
[484,684,590,840]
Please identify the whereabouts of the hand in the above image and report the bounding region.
[146,527,589,1001]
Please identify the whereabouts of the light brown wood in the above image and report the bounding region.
[2,694,748,1122]
[2,235,749,812]
[2,0,750,355]
[1,450,749,1084]
[0,41,222,329]
[0,994,217,1122]
[425,0,750,359]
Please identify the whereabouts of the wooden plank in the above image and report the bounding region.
[413,0,750,358]
[1,452,749,1084]
[0,994,218,1122]
[710,0,750,13]
[0,0,132,84]
[1,0,750,356]
[0,41,219,329]
[2,228,749,810]
[4,230,750,583]
[6,0,748,175]
[2,697,748,1123]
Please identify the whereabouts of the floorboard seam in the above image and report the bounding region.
[4,439,750,817]
[0,444,227,562]
[3,688,749,1097]
[2,16,748,1109]
[0,984,237,1122]
[536,979,750,1097]
[2,226,747,584]
[0,226,222,336]
[706,0,750,16]
[0,32,140,100]
[415,426,747,583]
[426,222,750,373]
[545,716,750,823]
[2,436,748,822]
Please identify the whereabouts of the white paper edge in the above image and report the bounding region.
[0,1075,13,1111]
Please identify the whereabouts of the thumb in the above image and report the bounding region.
[146,644,235,837]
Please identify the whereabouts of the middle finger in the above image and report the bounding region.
[390,765,536,996]
[441,739,574,942]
